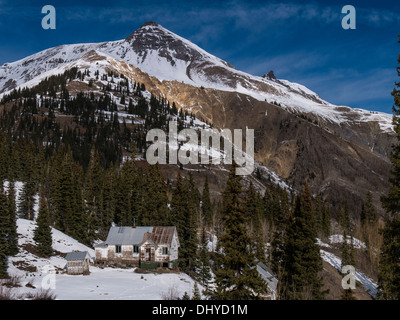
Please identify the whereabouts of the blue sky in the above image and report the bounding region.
[0,0,399,113]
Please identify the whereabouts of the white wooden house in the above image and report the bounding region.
[95,226,180,269]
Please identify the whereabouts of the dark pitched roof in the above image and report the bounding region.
[65,251,90,261]
[151,226,177,245]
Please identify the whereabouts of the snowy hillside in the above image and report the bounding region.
[4,219,202,300]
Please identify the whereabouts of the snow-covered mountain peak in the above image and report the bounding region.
[0,22,394,132]
[121,21,233,72]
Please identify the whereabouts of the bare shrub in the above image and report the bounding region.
[28,288,57,300]
[160,284,180,300]
[0,285,17,300]
[3,274,23,288]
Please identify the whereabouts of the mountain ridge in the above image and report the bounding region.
[0,21,395,219]
[0,21,393,133]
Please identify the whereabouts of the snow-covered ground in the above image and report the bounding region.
[53,268,197,300]
[4,219,202,300]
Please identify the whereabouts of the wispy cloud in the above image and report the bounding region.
[359,7,400,27]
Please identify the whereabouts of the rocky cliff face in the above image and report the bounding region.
[133,72,393,217]
[0,21,395,218]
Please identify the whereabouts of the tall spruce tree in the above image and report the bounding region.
[99,171,116,239]
[361,191,377,226]
[171,172,198,273]
[201,175,213,226]
[34,191,53,257]
[321,202,332,238]
[141,165,170,226]
[269,185,290,284]
[338,200,351,234]
[360,191,378,252]
[52,151,88,245]
[6,181,18,256]
[0,192,9,278]
[192,282,202,300]
[85,149,104,241]
[243,182,266,263]
[378,37,400,299]
[114,166,132,226]
[207,164,268,300]
[18,174,36,220]
[280,184,325,300]
[197,225,212,288]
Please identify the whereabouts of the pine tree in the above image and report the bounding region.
[181,292,190,300]
[0,133,8,184]
[85,149,104,241]
[338,200,351,234]
[52,151,74,232]
[141,165,170,226]
[207,163,269,300]
[280,184,325,300]
[52,151,88,245]
[243,182,266,263]
[171,172,198,273]
[269,185,290,283]
[69,162,89,245]
[201,175,213,226]
[341,230,355,269]
[114,165,132,226]
[6,181,18,256]
[321,202,332,238]
[197,225,212,288]
[34,191,53,257]
[99,171,115,239]
[186,172,201,218]
[378,37,400,300]
[360,191,378,252]
[361,191,377,226]
[0,192,9,278]
[18,175,36,220]
[192,282,201,300]
[314,194,323,235]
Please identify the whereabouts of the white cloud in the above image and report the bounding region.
[360,8,400,26]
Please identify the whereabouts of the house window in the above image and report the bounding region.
[116,245,122,254]
[133,245,139,253]
[162,247,168,255]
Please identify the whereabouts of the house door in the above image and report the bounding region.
[146,248,151,261]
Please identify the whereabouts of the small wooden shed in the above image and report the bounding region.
[65,251,91,275]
